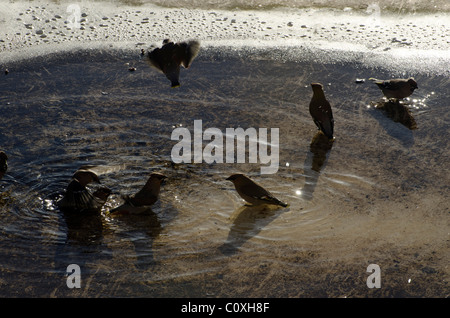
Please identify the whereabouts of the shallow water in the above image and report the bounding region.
[0,0,449,298]
[0,44,448,297]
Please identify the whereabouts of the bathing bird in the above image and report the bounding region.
[369,77,418,100]
[110,172,167,215]
[226,174,288,207]
[57,167,111,213]
[145,39,200,88]
[0,151,7,180]
[309,83,334,140]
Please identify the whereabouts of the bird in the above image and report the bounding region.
[0,151,7,180]
[57,167,111,213]
[226,174,288,207]
[110,172,167,215]
[309,83,334,140]
[145,39,200,88]
[369,77,418,100]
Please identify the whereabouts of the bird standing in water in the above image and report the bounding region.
[369,77,418,100]
[226,174,288,208]
[57,167,111,213]
[110,172,167,215]
[309,83,334,140]
[145,39,200,88]
[0,151,7,180]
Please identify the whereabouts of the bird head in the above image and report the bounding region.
[150,172,167,184]
[311,83,327,100]
[311,83,323,88]
[311,82,324,93]
[226,174,245,182]
[72,170,101,186]
[408,78,418,90]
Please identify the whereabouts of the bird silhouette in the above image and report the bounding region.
[226,174,288,207]
[110,172,167,215]
[145,39,200,87]
[57,167,111,213]
[309,83,334,140]
[369,77,418,100]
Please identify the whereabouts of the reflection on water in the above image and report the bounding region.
[109,209,162,269]
[372,100,417,130]
[0,47,448,297]
[219,204,288,256]
[63,209,104,245]
[366,95,432,148]
[301,132,333,200]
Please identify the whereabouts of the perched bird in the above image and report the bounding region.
[57,167,111,213]
[369,77,418,100]
[0,151,7,180]
[145,39,200,87]
[110,172,167,215]
[309,83,334,140]
[226,174,288,207]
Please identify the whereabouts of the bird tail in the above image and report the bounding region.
[369,78,383,84]
[182,40,201,68]
[263,195,288,207]
[276,199,289,208]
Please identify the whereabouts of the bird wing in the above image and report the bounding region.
[58,179,106,212]
[147,47,166,72]
[317,112,334,139]
[243,181,287,207]
[312,101,334,139]
[370,78,405,91]
[77,164,123,176]
[259,194,288,207]
[127,188,158,207]
[178,40,200,68]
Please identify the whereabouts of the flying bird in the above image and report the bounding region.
[57,167,111,213]
[369,77,418,100]
[145,39,200,88]
[0,151,7,180]
[309,83,334,140]
[110,172,167,215]
[226,174,288,207]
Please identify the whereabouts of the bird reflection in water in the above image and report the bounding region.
[62,208,105,246]
[109,208,162,268]
[219,204,283,256]
[371,99,417,130]
[301,132,334,200]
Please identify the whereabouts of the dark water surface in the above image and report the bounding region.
[0,47,448,297]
